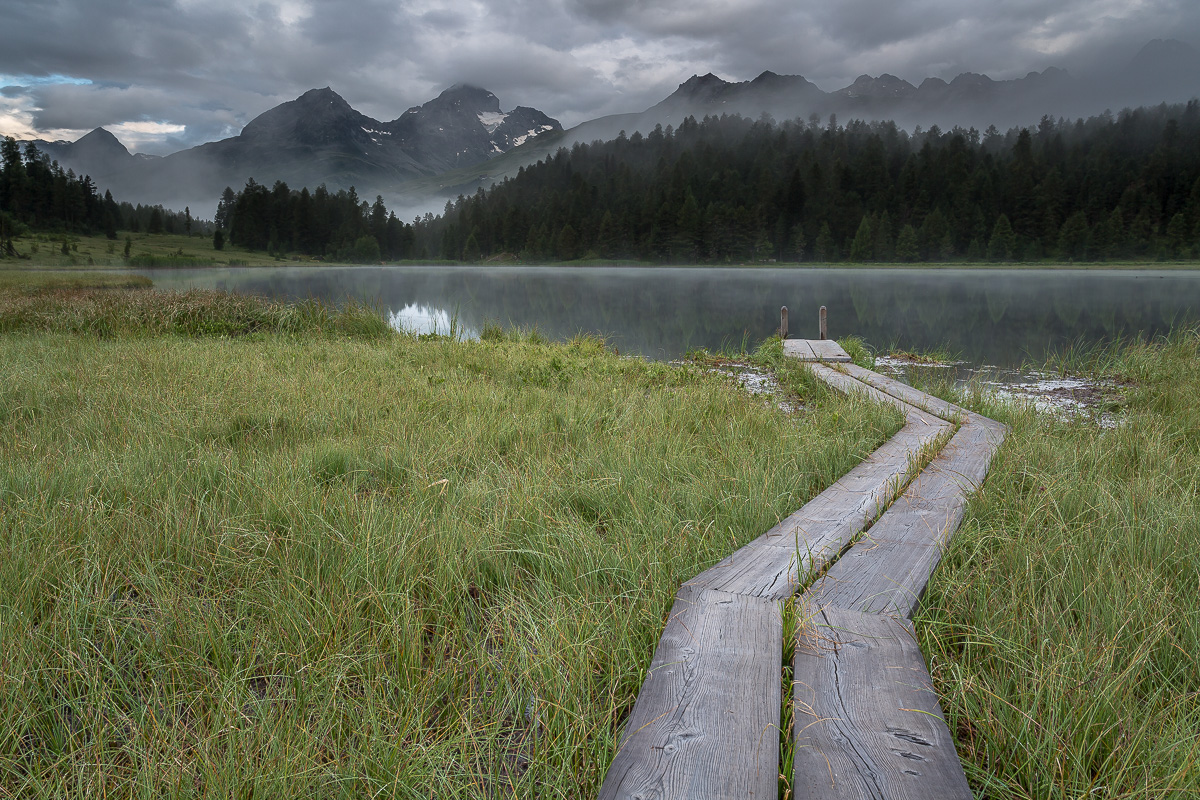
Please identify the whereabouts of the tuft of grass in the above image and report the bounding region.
[837,335,874,369]
[0,285,902,796]
[916,324,1200,798]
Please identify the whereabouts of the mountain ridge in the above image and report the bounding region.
[19,38,1198,217]
[30,84,562,216]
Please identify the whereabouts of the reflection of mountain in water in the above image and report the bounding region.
[137,267,1200,366]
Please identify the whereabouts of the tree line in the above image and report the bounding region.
[0,138,205,251]
[215,180,422,261]
[423,101,1200,263]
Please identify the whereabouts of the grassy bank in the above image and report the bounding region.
[0,270,389,339]
[7,231,1198,271]
[0,274,901,796]
[3,232,282,268]
[916,329,1200,797]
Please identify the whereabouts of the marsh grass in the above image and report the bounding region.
[914,326,1200,798]
[5,232,291,268]
[0,273,389,339]
[0,281,902,796]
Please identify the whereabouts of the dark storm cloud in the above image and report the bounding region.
[1,0,1198,154]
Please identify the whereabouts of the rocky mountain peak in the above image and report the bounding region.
[837,73,917,99]
[72,127,132,158]
[426,84,503,114]
[675,73,730,102]
[240,86,367,143]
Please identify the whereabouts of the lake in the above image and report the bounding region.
[137,266,1200,367]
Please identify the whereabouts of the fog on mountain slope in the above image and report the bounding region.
[30,85,562,220]
[23,38,1200,220]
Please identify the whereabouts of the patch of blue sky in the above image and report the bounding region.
[0,74,93,87]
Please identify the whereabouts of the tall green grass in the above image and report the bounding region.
[0,275,390,339]
[917,327,1200,798]
[0,286,901,796]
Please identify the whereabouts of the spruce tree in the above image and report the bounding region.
[987,214,1016,261]
[849,215,874,262]
[895,225,919,262]
[814,222,835,262]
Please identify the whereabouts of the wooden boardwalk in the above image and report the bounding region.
[599,340,1006,800]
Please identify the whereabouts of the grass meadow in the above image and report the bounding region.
[917,329,1200,798]
[5,268,1198,798]
[0,270,901,797]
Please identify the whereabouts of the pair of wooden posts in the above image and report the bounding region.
[780,305,826,340]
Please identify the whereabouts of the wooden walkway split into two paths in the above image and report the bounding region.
[599,340,1007,800]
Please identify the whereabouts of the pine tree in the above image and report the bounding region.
[789,223,807,262]
[814,222,835,262]
[895,225,919,262]
[849,215,874,261]
[463,231,482,262]
[556,223,580,261]
[874,210,893,261]
[1165,213,1189,258]
[987,214,1016,261]
[1056,211,1089,261]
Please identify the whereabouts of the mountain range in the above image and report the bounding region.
[33,84,561,216]
[25,38,1200,219]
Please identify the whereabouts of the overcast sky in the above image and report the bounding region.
[2,0,1197,155]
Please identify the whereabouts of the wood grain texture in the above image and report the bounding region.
[783,339,818,360]
[792,607,972,800]
[688,419,943,598]
[694,401,952,593]
[808,365,950,431]
[600,587,783,800]
[599,354,1006,800]
[841,364,967,423]
[813,421,1005,617]
[808,339,852,362]
[810,541,946,619]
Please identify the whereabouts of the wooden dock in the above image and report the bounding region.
[599,338,1006,799]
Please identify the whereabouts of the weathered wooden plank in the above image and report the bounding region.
[810,541,945,618]
[599,351,1006,800]
[688,416,949,598]
[783,339,818,360]
[792,607,972,800]
[600,586,783,800]
[840,365,1008,437]
[813,421,1004,616]
[923,423,1005,493]
[807,364,951,431]
[808,338,853,362]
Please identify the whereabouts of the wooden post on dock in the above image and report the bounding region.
[780,306,789,339]
[819,306,827,340]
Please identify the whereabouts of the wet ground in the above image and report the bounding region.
[702,354,1126,427]
[684,359,803,415]
[876,355,1125,427]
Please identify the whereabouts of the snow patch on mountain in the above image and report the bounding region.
[512,125,555,147]
[478,112,509,132]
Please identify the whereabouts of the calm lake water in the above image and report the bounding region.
[137,266,1200,367]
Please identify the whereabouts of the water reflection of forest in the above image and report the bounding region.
[140,267,1200,365]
